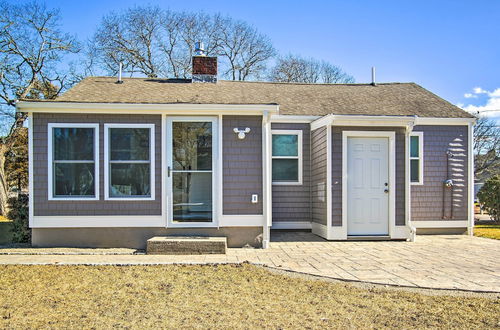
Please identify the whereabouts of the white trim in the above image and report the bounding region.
[412,220,469,228]
[262,111,273,248]
[271,221,311,229]
[410,131,424,185]
[405,124,416,241]
[467,122,474,235]
[165,116,219,228]
[311,114,417,130]
[161,115,167,226]
[414,117,476,125]
[17,102,280,115]
[103,123,155,201]
[220,215,264,227]
[342,131,399,238]
[32,215,164,228]
[311,222,328,238]
[47,123,100,201]
[28,113,34,227]
[325,125,335,239]
[271,129,303,185]
[217,114,223,229]
[270,115,320,123]
[310,114,475,131]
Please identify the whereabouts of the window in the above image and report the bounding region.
[410,132,423,184]
[48,123,99,200]
[272,130,302,185]
[104,124,155,200]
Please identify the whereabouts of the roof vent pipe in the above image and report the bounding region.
[194,41,206,56]
[116,62,123,84]
[371,67,376,86]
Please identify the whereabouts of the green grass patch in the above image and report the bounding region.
[475,224,500,240]
[0,264,499,328]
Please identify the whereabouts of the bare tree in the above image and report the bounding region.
[89,8,275,81]
[270,54,354,84]
[0,1,79,128]
[474,116,500,180]
[91,6,165,78]
[0,1,79,215]
[217,17,275,80]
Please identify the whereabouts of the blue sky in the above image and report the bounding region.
[45,0,500,120]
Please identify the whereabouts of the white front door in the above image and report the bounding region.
[347,137,389,236]
[166,117,217,226]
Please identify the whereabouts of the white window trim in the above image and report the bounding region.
[271,130,303,185]
[104,123,155,201]
[166,116,219,228]
[410,132,424,185]
[47,123,100,201]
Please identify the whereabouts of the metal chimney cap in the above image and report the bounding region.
[194,41,206,56]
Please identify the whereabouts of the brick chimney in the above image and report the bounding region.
[192,42,217,83]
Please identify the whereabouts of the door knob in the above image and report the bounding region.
[384,189,389,193]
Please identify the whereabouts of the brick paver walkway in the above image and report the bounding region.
[0,233,498,292]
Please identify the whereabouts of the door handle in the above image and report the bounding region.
[168,166,171,177]
[384,188,389,194]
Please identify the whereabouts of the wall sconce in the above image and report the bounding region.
[233,127,251,139]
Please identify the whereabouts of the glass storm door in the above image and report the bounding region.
[167,117,216,225]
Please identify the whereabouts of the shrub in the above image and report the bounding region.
[6,194,30,243]
[477,175,500,223]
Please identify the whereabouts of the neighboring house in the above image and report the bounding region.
[17,47,476,249]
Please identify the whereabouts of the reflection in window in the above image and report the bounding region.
[272,132,302,184]
[108,127,152,198]
[52,127,96,197]
[171,121,213,222]
[410,133,423,184]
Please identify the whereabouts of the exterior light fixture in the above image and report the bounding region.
[233,127,251,139]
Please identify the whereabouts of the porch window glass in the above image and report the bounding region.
[108,127,152,198]
[272,131,302,184]
[171,121,213,222]
[52,127,96,197]
[410,133,423,184]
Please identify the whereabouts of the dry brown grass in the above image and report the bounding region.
[475,224,500,240]
[0,264,499,329]
[0,216,10,222]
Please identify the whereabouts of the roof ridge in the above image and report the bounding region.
[84,76,415,86]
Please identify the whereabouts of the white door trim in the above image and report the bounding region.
[342,131,396,239]
[165,116,219,228]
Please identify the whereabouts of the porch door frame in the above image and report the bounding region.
[165,116,219,228]
[341,131,396,237]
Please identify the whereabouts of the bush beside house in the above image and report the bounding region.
[477,175,500,223]
[7,194,30,243]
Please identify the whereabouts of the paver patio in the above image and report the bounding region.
[0,233,499,292]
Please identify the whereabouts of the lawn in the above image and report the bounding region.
[0,264,499,329]
[475,224,500,240]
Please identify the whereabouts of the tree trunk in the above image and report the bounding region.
[0,143,9,216]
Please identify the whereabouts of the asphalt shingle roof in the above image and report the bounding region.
[40,77,472,118]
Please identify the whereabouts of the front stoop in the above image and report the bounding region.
[146,236,227,255]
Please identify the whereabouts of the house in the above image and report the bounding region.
[17,46,476,249]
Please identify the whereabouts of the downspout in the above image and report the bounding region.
[405,120,416,242]
[467,122,475,236]
[262,110,272,248]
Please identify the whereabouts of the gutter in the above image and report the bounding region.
[16,101,280,115]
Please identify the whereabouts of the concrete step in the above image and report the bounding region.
[146,236,227,255]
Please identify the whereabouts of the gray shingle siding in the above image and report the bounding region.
[311,127,328,225]
[331,126,406,227]
[411,125,468,221]
[33,113,162,216]
[222,115,263,215]
[271,123,311,223]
